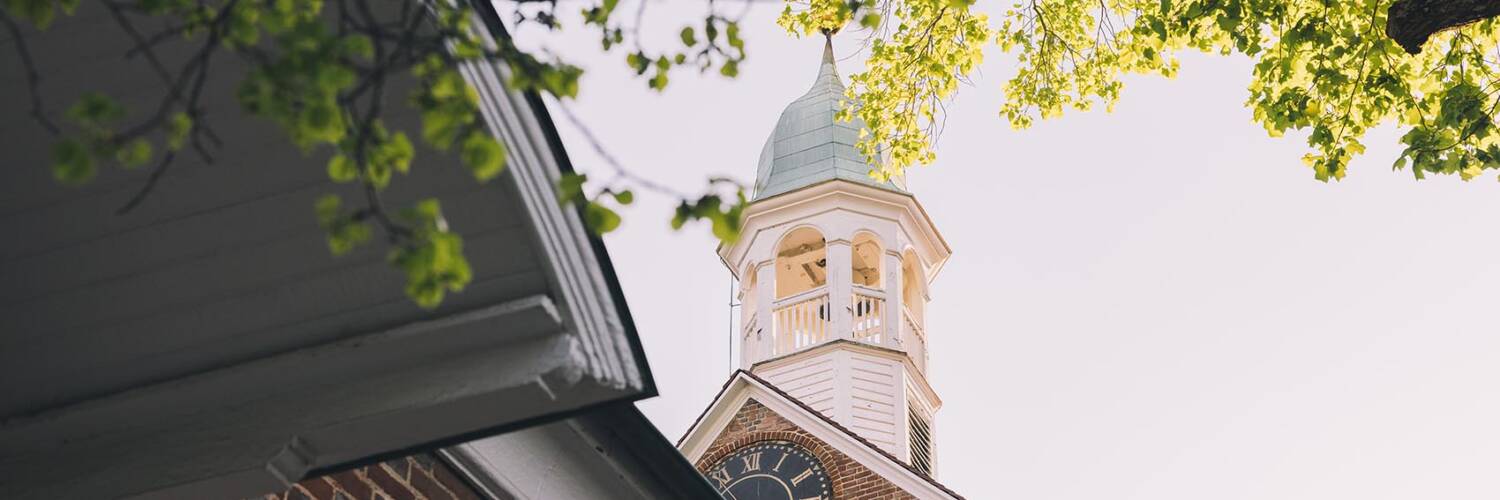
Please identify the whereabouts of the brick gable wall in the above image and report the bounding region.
[258,453,483,500]
[695,398,917,500]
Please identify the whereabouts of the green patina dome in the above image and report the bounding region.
[752,39,907,201]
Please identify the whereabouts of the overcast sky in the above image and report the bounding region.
[504,2,1500,498]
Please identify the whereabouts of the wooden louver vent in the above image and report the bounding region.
[908,404,934,475]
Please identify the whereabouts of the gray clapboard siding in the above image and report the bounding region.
[0,151,496,302]
[0,2,551,417]
[2,219,543,411]
[0,186,525,337]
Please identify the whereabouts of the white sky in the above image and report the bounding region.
[505,2,1500,498]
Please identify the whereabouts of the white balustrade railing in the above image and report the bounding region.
[851,286,884,345]
[903,305,927,373]
[772,287,829,356]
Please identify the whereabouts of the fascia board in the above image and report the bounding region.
[459,25,643,392]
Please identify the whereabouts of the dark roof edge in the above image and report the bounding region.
[574,402,725,498]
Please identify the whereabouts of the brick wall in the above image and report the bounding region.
[695,398,916,500]
[260,453,482,500]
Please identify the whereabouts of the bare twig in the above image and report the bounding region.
[0,7,60,135]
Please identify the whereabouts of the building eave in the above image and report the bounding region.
[0,5,658,498]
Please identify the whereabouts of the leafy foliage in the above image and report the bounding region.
[5,0,750,308]
[781,0,990,179]
[786,0,1500,184]
[994,0,1500,181]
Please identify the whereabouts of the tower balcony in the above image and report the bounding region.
[745,284,927,372]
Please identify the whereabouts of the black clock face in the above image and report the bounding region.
[705,441,832,500]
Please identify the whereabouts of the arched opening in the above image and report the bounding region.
[740,262,760,368]
[741,262,759,328]
[772,227,828,355]
[851,232,884,344]
[775,227,827,298]
[851,232,882,288]
[901,249,928,371]
[901,250,923,323]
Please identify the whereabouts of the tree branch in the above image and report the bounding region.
[0,7,60,135]
[1387,0,1500,54]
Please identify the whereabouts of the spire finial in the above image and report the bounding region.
[821,30,835,66]
[816,29,838,79]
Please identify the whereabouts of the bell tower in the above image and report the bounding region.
[719,37,951,476]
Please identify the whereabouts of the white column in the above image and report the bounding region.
[752,262,775,366]
[883,251,904,350]
[825,240,853,341]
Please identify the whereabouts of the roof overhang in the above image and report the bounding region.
[0,5,655,498]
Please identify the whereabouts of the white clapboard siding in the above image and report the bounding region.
[848,351,900,452]
[758,352,838,417]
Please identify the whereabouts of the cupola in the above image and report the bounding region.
[717,37,952,470]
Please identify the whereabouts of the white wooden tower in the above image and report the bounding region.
[719,38,952,475]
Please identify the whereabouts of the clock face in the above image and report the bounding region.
[705,441,832,500]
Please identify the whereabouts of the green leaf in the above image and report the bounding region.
[326,154,357,182]
[384,131,415,174]
[583,201,621,233]
[50,138,93,184]
[116,138,153,168]
[8,0,57,29]
[316,65,356,92]
[726,22,743,50]
[66,92,124,127]
[387,201,472,308]
[339,35,374,60]
[626,52,649,74]
[679,26,697,46]
[298,101,344,144]
[556,172,588,204]
[327,217,371,255]
[611,189,633,205]
[460,131,506,182]
[419,108,463,149]
[165,112,193,151]
[315,194,342,226]
[227,2,261,46]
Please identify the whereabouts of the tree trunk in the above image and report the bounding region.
[1386,0,1500,54]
